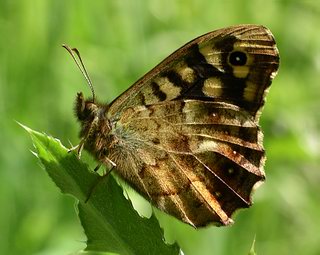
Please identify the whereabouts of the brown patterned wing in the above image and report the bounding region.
[109,100,265,226]
[108,24,279,122]
[106,24,279,227]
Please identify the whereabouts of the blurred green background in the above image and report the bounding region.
[1,0,320,254]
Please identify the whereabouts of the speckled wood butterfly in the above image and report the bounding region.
[64,24,279,227]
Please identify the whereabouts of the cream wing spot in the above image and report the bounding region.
[243,81,258,102]
[142,86,163,104]
[271,70,278,79]
[175,62,196,83]
[199,44,224,72]
[203,77,223,97]
[232,65,250,78]
[155,76,182,100]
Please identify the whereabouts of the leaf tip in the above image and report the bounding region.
[248,235,257,255]
[16,121,32,133]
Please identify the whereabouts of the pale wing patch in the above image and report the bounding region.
[156,76,182,100]
[174,61,196,83]
[203,77,223,97]
[191,140,218,153]
[199,44,224,72]
[141,86,164,104]
[243,81,258,102]
[232,65,250,78]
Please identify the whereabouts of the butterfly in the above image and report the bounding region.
[64,24,279,228]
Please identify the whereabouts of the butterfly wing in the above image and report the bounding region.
[106,24,279,227]
[108,24,279,121]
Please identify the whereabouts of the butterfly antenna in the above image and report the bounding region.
[62,44,96,102]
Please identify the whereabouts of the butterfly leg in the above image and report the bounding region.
[67,145,78,152]
[67,140,85,159]
[105,157,117,167]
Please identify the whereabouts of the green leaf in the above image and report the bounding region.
[22,124,180,255]
[248,237,257,255]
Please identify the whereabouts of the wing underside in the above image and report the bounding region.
[109,100,265,226]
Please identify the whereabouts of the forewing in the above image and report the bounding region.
[108,24,279,122]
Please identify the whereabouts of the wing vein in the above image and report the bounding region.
[193,155,250,205]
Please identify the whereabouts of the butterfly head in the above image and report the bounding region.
[75,92,97,121]
[75,92,110,150]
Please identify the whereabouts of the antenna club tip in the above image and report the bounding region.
[63,44,96,101]
[62,44,69,49]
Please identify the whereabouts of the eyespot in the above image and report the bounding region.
[228,51,247,66]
